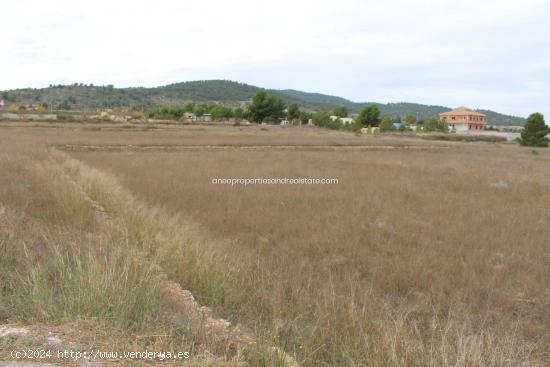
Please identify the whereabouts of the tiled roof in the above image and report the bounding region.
[439,107,486,117]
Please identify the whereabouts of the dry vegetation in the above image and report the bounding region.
[0,128,255,366]
[1,123,549,366]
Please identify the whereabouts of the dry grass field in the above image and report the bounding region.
[1,122,549,366]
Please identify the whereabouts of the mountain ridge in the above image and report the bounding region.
[1,80,525,125]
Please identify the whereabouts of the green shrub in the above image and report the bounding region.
[423,117,448,132]
[379,117,396,132]
[518,113,549,147]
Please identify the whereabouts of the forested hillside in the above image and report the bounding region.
[1,80,525,125]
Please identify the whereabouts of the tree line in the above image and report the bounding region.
[25,85,550,147]
[146,90,455,133]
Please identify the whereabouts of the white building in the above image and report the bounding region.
[330,115,354,125]
[0,99,4,108]
[196,113,212,122]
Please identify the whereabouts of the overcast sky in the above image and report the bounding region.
[1,0,549,118]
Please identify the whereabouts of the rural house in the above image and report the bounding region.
[196,113,212,122]
[439,107,486,132]
[330,115,354,125]
[0,99,4,108]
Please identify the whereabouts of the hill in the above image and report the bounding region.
[272,90,525,125]
[1,80,525,125]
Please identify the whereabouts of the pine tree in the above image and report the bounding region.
[332,105,348,118]
[357,104,380,127]
[247,90,285,123]
[518,113,549,147]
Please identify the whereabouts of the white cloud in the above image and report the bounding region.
[0,0,549,118]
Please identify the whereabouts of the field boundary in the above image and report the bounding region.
[55,144,451,152]
[48,149,301,367]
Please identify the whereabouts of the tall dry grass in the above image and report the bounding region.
[70,143,550,366]
[0,148,161,330]
[0,139,248,365]
[2,125,549,366]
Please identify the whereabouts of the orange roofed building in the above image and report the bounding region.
[439,107,486,132]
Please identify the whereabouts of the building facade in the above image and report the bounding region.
[196,114,212,122]
[330,115,354,125]
[439,107,486,132]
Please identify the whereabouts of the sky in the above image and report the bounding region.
[1,0,549,118]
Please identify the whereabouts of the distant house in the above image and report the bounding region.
[330,115,354,125]
[183,112,195,120]
[196,113,212,122]
[0,99,4,108]
[439,107,486,132]
[280,119,291,125]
